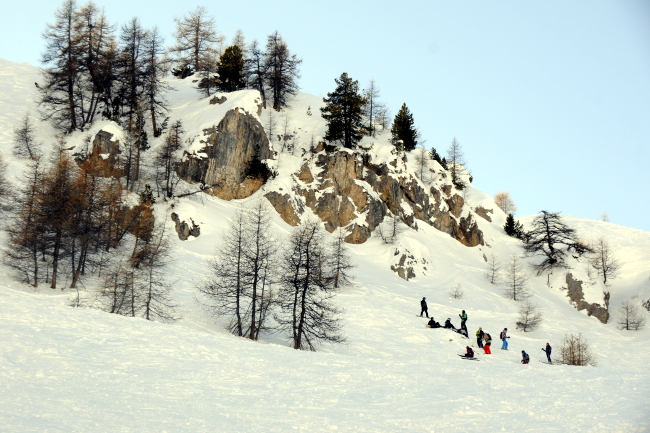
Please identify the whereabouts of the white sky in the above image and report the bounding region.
[1,0,649,231]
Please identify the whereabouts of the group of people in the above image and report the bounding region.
[421,298,553,364]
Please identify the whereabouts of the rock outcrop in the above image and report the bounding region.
[266,148,484,246]
[171,213,200,241]
[176,108,273,200]
[389,247,429,281]
[565,273,609,323]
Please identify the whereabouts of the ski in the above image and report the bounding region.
[457,354,479,361]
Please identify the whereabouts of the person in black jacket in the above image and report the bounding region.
[426,317,440,328]
[420,297,429,318]
[521,350,530,364]
[542,343,552,363]
[444,318,455,329]
[464,346,474,358]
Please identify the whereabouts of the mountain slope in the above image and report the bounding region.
[0,59,649,432]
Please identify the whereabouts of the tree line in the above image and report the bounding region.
[197,200,353,350]
[1,141,176,322]
[37,1,303,139]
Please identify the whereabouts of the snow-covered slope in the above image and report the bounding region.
[1,59,649,432]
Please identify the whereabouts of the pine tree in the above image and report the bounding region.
[264,31,301,111]
[217,45,246,92]
[320,72,367,149]
[391,103,419,151]
[504,213,524,239]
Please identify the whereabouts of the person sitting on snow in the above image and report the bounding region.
[426,318,440,328]
[444,318,455,329]
[456,324,468,338]
[464,346,474,358]
[521,350,530,364]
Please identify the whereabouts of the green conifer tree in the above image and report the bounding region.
[504,213,524,239]
[217,45,246,92]
[391,103,419,151]
[321,73,367,149]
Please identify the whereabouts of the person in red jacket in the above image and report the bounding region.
[464,346,474,358]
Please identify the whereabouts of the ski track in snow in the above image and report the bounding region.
[0,58,649,432]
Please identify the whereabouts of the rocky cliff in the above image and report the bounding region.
[265,145,484,246]
[176,107,273,201]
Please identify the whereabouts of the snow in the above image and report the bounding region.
[1,59,649,432]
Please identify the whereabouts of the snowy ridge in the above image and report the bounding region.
[0,59,649,432]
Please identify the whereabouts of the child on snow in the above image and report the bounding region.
[459,310,467,326]
[464,346,474,358]
[521,351,530,364]
[444,318,455,329]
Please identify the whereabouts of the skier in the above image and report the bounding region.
[483,333,492,354]
[464,346,474,358]
[500,328,510,350]
[456,324,468,338]
[444,318,455,329]
[420,297,429,318]
[476,327,484,348]
[459,310,468,326]
[542,343,552,363]
[521,350,530,364]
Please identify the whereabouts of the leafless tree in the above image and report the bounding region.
[523,211,591,276]
[363,78,385,137]
[559,332,597,366]
[374,106,391,133]
[449,283,464,300]
[328,228,355,289]
[169,6,223,74]
[446,137,466,189]
[13,113,41,159]
[377,213,404,244]
[137,221,178,323]
[494,191,517,215]
[601,212,610,222]
[276,220,346,350]
[244,198,278,340]
[484,253,501,285]
[246,39,267,108]
[264,31,302,111]
[154,120,183,198]
[589,237,621,286]
[503,254,530,301]
[231,29,247,55]
[197,209,250,336]
[516,301,543,332]
[617,300,646,330]
[414,146,433,184]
